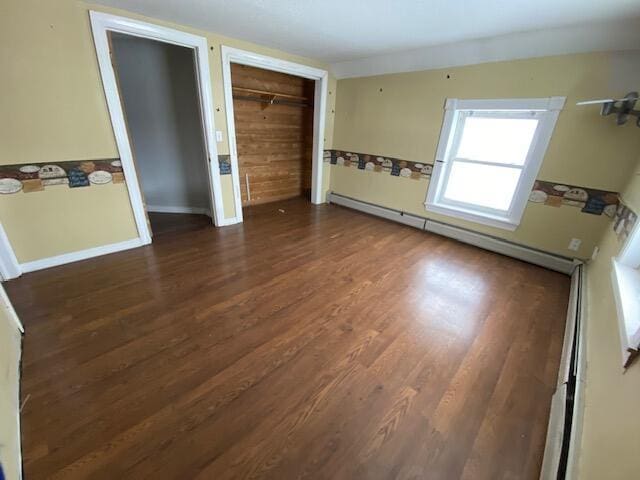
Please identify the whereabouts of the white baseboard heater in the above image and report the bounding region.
[540,264,585,480]
[326,192,427,229]
[327,192,578,275]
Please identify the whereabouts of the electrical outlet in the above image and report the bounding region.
[568,238,582,251]
[215,130,223,142]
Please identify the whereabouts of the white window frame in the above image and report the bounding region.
[611,219,640,368]
[425,97,565,230]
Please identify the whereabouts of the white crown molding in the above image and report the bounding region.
[331,18,640,79]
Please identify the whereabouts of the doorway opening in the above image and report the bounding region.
[109,33,212,237]
[221,46,328,225]
[91,11,226,248]
[230,64,315,209]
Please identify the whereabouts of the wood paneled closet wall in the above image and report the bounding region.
[231,64,314,206]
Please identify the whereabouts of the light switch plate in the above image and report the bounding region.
[215,130,223,142]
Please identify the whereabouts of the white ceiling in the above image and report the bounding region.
[332,18,640,78]
[95,0,640,65]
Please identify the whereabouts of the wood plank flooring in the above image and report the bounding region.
[7,197,570,479]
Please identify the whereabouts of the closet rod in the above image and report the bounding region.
[232,94,310,108]
[232,86,308,101]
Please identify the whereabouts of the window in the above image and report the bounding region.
[425,97,565,230]
[612,220,640,368]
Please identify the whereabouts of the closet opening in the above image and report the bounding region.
[230,64,315,211]
[109,32,214,237]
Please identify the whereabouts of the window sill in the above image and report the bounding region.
[611,259,640,368]
[424,202,518,231]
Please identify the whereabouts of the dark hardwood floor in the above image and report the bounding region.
[7,197,570,479]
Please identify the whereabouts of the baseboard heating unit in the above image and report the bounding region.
[327,192,578,275]
[539,264,585,479]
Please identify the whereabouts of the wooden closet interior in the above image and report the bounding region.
[230,64,315,207]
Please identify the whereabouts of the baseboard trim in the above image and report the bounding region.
[20,237,145,274]
[216,216,242,227]
[424,220,578,275]
[327,192,577,275]
[147,205,212,216]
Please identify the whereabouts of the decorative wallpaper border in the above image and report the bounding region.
[0,155,235,194]
[5,152,617,222]
[323,149,433,179]
[613,202,637,242]
[0,159,125,194]
[529,180,619,217]
[325,149,620,217]
[0,151,630,274]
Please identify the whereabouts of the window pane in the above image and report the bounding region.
[456,116,538,165]
[443,161,521,211]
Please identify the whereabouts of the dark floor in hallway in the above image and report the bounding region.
[148,211,213,236]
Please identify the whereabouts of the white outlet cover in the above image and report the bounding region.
[215,130,223,142]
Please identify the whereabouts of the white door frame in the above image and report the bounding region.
[0,282,24,332]
[0,222,20,281]
[220,46,328,224]
[89,11,226,240]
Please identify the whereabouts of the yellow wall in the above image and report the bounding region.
[0,286,22,480]
[220,175,236,220]
[578,159,640,479]
[0,183,138,263]
[331,52,640,259]
[0,0,335,262]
